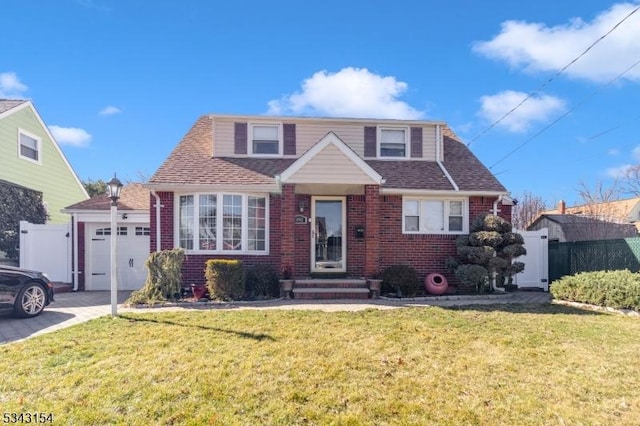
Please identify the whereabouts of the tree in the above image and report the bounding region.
[447,214,526,293]
[0,181,48,260]
[511,191,548,230]
[83,179,107,198]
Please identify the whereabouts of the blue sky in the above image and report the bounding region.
[2,0,639,206]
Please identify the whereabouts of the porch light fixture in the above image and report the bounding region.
[299,200,305,213]
[107,174,123,317]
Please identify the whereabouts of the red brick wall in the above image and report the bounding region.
[152,191,283,285]
[294,194,311,277]
[378,195,512,290]
[150,190,513,287]
[150,192,174,252]
[347,195,366,277]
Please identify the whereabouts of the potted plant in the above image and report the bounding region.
[279,265,294,298]
[367,268,384,298]
[191,283,208,300]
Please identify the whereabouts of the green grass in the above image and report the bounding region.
[2,304,640,425]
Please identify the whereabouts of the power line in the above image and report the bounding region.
[489,57,640,170]
[467,4,640,148]
[582,113,640,143]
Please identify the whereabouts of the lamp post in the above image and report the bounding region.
[107,174,123,317]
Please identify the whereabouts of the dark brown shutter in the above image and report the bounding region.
[410,127,423,158]
[364,126,377,157]
[234,122,248,154]
[283,123,296,155]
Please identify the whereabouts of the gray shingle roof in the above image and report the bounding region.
[65,183,149,211]
[0,99,27,115]
[149,115,507,193]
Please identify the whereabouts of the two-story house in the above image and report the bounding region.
[146,114,511,296]
[0,99,88,223]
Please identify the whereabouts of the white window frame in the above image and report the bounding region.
[249,123,283,157]
[175,192,269,254]
[17,128,42,164]
[377,126,409,159]
[402,197,468,234]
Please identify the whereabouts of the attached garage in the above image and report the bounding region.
[85,223,150,290]
[63,184,150,291]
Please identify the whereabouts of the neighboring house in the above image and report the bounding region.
[545,199,640,230]
[145,114,512,295]
[0,99,88,223]
[527,214,638,242]
[63,184,150,291]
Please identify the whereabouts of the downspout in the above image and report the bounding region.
[72,213,79,291]
[491,195,506,293]
[493,195,505,215]
[436,125,458,191]
[151,190,162,252]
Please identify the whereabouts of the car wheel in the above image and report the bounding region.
[15,283,47,318]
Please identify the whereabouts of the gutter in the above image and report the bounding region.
[151,190,162,252]
[436,124,459,191]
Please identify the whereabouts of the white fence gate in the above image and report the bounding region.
[19,221,72,283]
[514,229,549,291]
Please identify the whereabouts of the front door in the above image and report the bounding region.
[311,196,346,272]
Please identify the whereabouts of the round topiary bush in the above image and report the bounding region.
[381,265,420,297]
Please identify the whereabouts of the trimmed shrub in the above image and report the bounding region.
[551,269,640,311]
[206,259,244,301]
[457,246,495,265]
[381,265,420,297]
[469,231,503,247]
[471,213,512,234]
[127,248,185,304]
[455,264,490,292]
[245,264,280,299]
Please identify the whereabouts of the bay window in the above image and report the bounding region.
[178,193,268,253]
[403,197,467,234]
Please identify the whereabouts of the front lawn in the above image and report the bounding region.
[1,304,639,425]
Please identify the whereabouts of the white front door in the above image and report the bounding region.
[311,197,346,272]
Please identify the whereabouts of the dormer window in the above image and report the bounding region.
[378,127,409,158]
[250,124,282,156]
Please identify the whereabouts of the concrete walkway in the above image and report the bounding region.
[0,290,551,345]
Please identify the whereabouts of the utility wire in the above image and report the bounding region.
[489,57,640,170]
[582,113,640,142]
[467,4,640,148]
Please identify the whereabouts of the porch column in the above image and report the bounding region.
[280,184,296,274]
[365,185,380,277]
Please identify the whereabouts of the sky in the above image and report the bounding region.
[2,0,640,207]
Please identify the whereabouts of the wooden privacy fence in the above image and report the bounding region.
[549,237,640,282]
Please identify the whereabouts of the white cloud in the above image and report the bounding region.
[632,145,640,161]
[99,105,122,116]
[473,3,640,82]
[49,125,92,147]
[267,67,424,119]
[0,72,28,98]
[477,90,566,132]
[606,163,633,178]
[608,148,620,156]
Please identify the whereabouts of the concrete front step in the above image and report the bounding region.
[292,279,370,299]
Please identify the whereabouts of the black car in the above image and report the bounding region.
[0,265,55,318]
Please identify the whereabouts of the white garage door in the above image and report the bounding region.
[87,223,150,291]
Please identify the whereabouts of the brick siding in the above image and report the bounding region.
[150,190,512,289]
